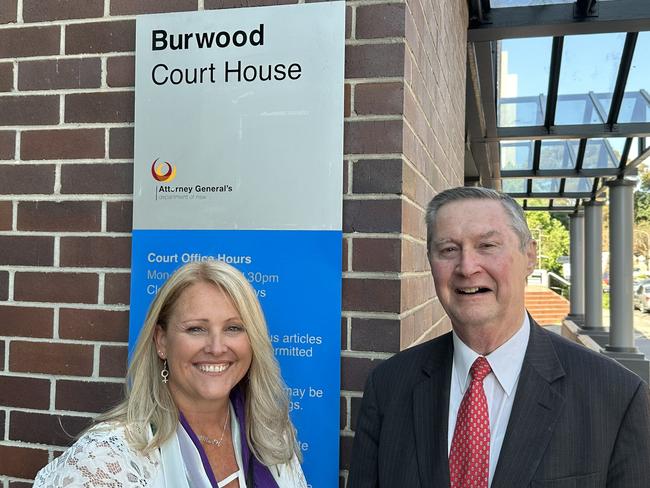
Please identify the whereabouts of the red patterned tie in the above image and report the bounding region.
[449,356,492,488]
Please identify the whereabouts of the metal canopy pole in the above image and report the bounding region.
[583,200,605,331]
[605,179,637,352]
[566,210,585,325]
[603,179,650,382]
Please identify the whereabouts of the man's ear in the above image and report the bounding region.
[525,239,537,275]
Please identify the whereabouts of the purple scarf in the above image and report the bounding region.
[178,387,279,488]
[231,386,280,488]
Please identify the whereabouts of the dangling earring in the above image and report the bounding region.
[161,360,169,384]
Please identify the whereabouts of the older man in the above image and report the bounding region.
[348,186,650,488]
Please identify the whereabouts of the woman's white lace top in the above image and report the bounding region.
[33,424,161,487]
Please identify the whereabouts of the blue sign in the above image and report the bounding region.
[132,4,344,486]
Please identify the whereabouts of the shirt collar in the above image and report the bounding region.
[452,314,530,397]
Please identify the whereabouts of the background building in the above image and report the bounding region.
[0,0,467,485]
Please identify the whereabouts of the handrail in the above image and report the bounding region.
[548,271,570,299]
[547,271,570,287]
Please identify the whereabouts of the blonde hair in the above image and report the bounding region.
[98,260,300,465]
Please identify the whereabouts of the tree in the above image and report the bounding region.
[526,211,570,275]
[635,165,650,224]
[634,164,650,268]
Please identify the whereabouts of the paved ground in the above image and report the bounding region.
[547,309,650,357]
[601,309,650,357]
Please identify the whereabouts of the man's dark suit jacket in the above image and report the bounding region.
[348,320,650,487]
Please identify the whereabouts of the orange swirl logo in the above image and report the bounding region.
[151,159,177,183]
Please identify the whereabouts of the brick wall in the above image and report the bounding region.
[0,0,467,486]
[340,0,466,485]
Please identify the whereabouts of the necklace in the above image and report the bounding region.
[197,408,230,447]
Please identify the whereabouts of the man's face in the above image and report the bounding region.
[429,199,536,336]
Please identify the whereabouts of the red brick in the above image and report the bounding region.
[10,411,91,445]
[18,201,101,232]
[0,271,8,300]
[0,63,13,91]
[402,198,426,240]
[401,275,434,315]
[0,164,55,194]
[402,237,430,273]
[1,0,17,23]
[340,396,346,429]
[104,273,131,305]
[343,199,401,233]
[0,375,50,408]
[353,159,403,194]
[340,435,354,470]
[10,341,94,375]
[109,127,134,159]
[0,306,53,338]
[18,58,101,90]
[346,6,352,39]
[351,318,400,352]
[342,277,400,312]
[100,345,128,377]
[341,317,347,349]
[60,163,133,194]
[107,55,134,87]
[0,201,11,230]
[65,20,135,54]
[344,83,351,117]
[21,129,104,160]
[205,0,295,9]
[356,4,406,39]
[341,356,382,391]
[0,95,59,125]
[352,237,401,272]
[65,91,134,123]
[0,341,4,369]
[344,120,403,154]
[60,236,131,268]
[107,200,133,232]
[0,26,60,58]
[345,42,404,78]
[56,379,124,412]
[9,482,33,488]
[350,396,362,430]
[111,0,197,15]
[59,308,129,342]
[14,272,98,304]
[0,131,15,159]
[23,0,104,21]
[355,82,404,115]
[0,235,54,266]
[0,445,48,479]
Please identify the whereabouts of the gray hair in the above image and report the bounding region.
[426,186,532,254]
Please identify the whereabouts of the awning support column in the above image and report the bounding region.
[583,200,605,332]
[566,210,585,325]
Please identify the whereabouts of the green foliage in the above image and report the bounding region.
[526,211,570,275]
[602,292,610,310]
[635,165,650,225]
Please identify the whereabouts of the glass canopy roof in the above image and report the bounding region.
[467,0,650,211]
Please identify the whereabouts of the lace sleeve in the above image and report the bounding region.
[33,424,160,487]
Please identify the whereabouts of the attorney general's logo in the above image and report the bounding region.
[151,158,177,183]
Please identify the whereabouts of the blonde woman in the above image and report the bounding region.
[34,261,306,488]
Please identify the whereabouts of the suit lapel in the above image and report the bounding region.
[492,320,566,487]
[413,334,453,487]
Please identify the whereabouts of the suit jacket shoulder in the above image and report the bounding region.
[367,332,453,402]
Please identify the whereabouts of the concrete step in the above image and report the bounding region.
[525,285,570,325]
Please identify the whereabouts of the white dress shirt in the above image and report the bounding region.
[447,314,530,487]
